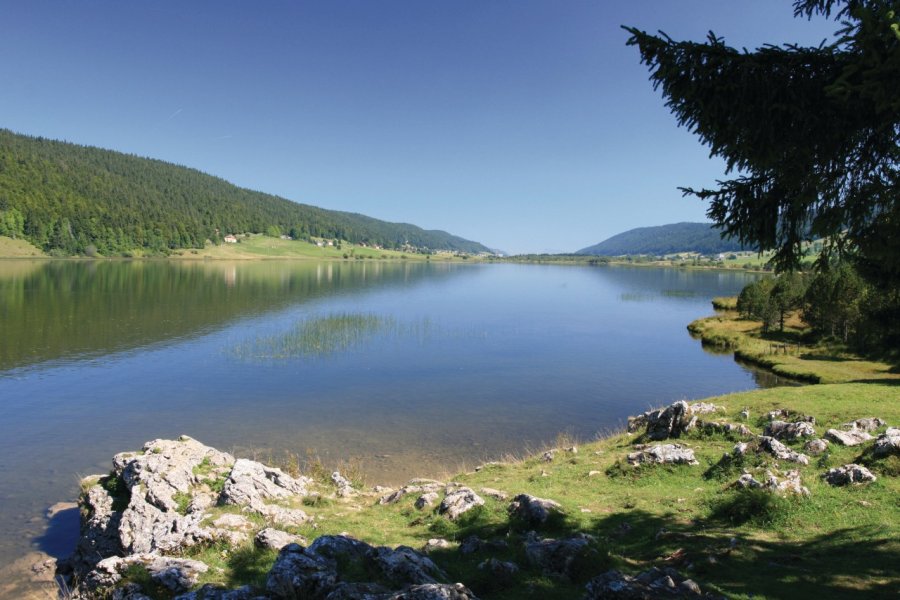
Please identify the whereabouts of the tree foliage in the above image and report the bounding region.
[624,0,900,285]
[0,129,490,256]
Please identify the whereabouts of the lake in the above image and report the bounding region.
[0,259,789,569]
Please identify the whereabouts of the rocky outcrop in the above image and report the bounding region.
[627,444,699,466]
[438,488,484,520]
[379,480,445,505]
[804,438,829,455]
[86,554,209,593]
[823,464,877,486]
[843,418,886,432]
[255,528,307,551]
[264,536,467,599]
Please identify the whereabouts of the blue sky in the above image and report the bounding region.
[0,1,839,253]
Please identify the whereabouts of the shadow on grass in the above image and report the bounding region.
[423,500,899,600]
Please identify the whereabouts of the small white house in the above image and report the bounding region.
[223,235,238,244]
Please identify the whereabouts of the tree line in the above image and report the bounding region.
[0,129,489,256]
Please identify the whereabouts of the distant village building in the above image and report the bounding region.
[223,234,238,244]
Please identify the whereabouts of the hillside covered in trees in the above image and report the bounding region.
[0,129,490,256]
[576,222,746,256]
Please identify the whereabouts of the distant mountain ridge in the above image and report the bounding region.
[576,222,747,256]
[0,129,490,256]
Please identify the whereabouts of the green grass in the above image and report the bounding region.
[687,304,899,384]
[169,382,900,600]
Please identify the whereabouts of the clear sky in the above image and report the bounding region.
[0,1,839,254]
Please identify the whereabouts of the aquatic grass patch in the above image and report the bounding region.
[231,312,440,360]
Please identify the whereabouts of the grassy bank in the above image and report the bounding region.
[155,382,900,600]
[688,304,899,384]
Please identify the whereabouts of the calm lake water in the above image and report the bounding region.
[0,259,788,568]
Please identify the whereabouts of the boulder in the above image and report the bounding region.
[763,421,816,441]
[872,428,900,458]
[804,438,829,455]
[757,436,809,465]
[255,528,307,551]
[823,464,877,486]
[371,545,448,587]
[627,444,699,466]
[702,421,753,437]
[584,567,706,599]
[173,584,261,599]
[439,488,484,520]
[825,429,873,447]
[457,536,507,555]
[507,494,564,526]
[767,410,815,424]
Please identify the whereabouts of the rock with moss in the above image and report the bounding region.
[628,400,725,441]
[843,417,886,432]
[804,438,829,455]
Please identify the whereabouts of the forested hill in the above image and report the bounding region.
[0,129,490,256]
[576,222,747,256]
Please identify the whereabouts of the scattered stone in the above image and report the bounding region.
[734,469,809,496]
[588,470,601,477]
[508,494,564,526]
[732,442,750,456]
[541,450,557,462]
[740,408,750,420]
[331,471,356,498]
[843,418,886,432]
[212,514,253,530]
[758,436,810,465]
[564,446,578,454]
[804,438,829,455]
[627,444,699,466]
[824,464,877,486]
[422,538,452,554]
[523,532,591,581]
[540,469,549,477]
[478,487,508,501]
[825,428,873,447]
[371,545,448,587]
[584,566,708,599]
[439,488,484,520]
[474,462,500,472]
[254,528,306,551]
[415,492,439,509]
[764,421,816,441]
[872,428,900,458]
